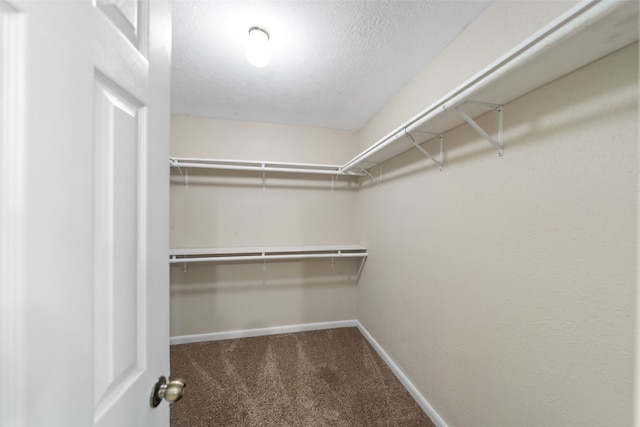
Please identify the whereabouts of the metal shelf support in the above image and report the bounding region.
[358,167,378,185]
[454,102,504,156]
[404,130,444,171]
[171,158,190,187]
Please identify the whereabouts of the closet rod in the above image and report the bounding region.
[341,0,623,173]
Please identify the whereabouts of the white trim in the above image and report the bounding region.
[355,321,449,427]
[170,320,358,345]
[635,79,640,427]
[1,2,26,427]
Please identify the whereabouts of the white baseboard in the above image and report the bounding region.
[171,319,448,427]
[170,319,358,345]
[355,321,449,427]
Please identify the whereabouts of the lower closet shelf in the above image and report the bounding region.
[169,244,367,263]
[169,245,368,279]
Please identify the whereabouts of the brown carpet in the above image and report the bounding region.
[170,327,436,426]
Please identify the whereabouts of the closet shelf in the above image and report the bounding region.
[169,0,638,177]
[169,244,368,263]
[170,245,369,280]
[170,157,367,177]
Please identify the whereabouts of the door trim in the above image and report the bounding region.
[1,2,27,426]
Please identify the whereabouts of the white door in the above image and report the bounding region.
[0,1,171,426]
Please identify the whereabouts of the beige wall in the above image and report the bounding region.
[355,2,637,425]
[170,118,361,335]
[357,39,638,427]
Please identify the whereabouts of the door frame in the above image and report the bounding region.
[1,1,27,426]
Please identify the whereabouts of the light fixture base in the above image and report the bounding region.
[245,25,272,68]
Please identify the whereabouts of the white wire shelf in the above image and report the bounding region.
[170,245,369,280]
[169,244,367,262]
[169,157,367,176]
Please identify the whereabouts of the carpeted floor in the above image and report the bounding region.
[170,327,436,426]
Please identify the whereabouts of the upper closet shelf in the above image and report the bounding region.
[341,0,638,174]
[169,244,368,263]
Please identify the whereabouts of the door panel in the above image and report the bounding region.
[93,73,147,422]
[96,0,148,56]
[3,1,172,426]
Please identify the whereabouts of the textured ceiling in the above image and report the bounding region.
[171,1,492,131]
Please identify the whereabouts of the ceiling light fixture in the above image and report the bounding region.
[245,26,271,68]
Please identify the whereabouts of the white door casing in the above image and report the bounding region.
[1,1,171,426]
[1,1,26,426]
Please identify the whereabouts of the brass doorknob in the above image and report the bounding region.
[150,376,186,408]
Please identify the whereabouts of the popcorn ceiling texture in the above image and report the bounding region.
[171,0,490,131]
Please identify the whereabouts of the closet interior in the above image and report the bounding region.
[169,1,638,426]
[171,0,635,282]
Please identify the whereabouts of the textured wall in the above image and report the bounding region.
[356,37,637,427]
[169,118,361,336]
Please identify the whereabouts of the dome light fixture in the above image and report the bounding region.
[245,26,271,68]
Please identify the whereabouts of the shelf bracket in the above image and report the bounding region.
[262,163,266,190]
[173,162,190,188]
[331,174,339,192]
[454,103,504,156]
[356,255,367,283]
[404,130,444,171]
[359,167,379,185]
